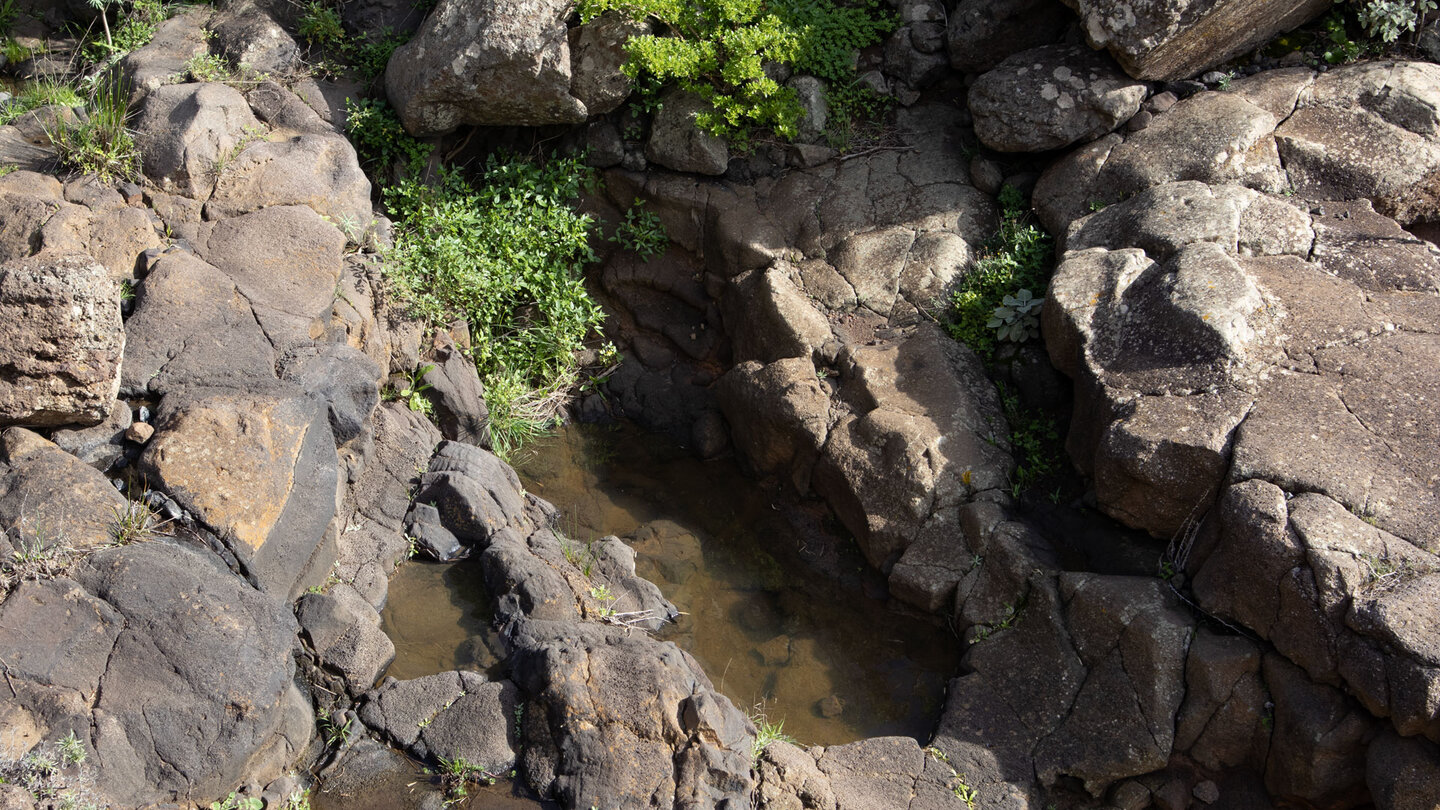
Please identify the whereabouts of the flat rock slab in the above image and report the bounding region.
[138,386,339,598]
[208,132,372,228]
[0,252,123,427]
[361,671,518,770]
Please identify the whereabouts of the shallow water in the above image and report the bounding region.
[380,557,504,682]
[512,422,961,746]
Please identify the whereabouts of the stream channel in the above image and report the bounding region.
[381,420,962,748]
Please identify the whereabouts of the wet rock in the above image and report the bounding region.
[74,541,312,806]
[384,0,587,136]
[208,133,373,229]
[0,253,123,428]
[645,91,730,175]
[120,250,278,396]
[946,0,1074,74]
[969,44,1148,153]
[1065,0,1329,81]
[133,82,263,199]
[297,585,395,691]
[138,386,340,598]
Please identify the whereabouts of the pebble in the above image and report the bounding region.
[125,422,156,444]
[1125,109,1153,133]
[816,695,845,718]
[1193,780,1220,804]
[136,405,151,423]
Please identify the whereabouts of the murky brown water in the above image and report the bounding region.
[380,422,961,746]
[512,422,961,746]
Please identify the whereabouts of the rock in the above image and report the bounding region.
[1034,90,1286,234]
[245,80,334,136]
[1276,62,1440,225]
[511,620,753,808]
[812,325,1012,570]
[117,10,213,102]
[1263,654,1373,807]
[969,156,1004,195]
[132,82,264,199]
[209,0,300,75]
[1368,728,1440,810]
[1032,574,1194,794]
[645,91,730,175]
[419,339,491,449]
[715,358,829,492]
[138,386,340,598]
[119,249,279,396]
[882,26,950,90]
[1309,199,1440,291]
[384,0,588,135]
[195,205,348,348]
[74,541,311,806]
[410,440,528,549]
[1173,629,1270,771]
[278,341,383,446]
[789,75,828,143]
[50,399,132,471]
[969,44,1148,153]
[754,740,836,810]
[123,422,155,444]
[343,0,430,39]
[946,0,1074,74]
[723,263,833,364]
[0,252,123,427]
[297,585,395,691]
[568,12,646,116]
[1065,0,1330,81]
[208,132,373,229]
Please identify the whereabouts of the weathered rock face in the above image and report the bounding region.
[1060,0,1330,81]
[0,428,129,552]
[969,44,1147,152]
[361,671,518,769]
[384,0,588,136]
[117,9,213,102]
[0,252,123,427]
[74,542,312,806]
[134,82,263,199]
[208,132,372,228]
[139,387,340,598]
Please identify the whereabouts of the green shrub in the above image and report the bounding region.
[611,201,668,260]
[297,0,345,50]
[577,0,892,143]
[344,97,433,176]
[947,186,1054,360]
[382,155,605,457]
[1348,0,1436,42]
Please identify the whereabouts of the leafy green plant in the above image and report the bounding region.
[209,792,263,810]
[996,382,1060,495]
[350,29,408,80]
[386,364,436,414]
[0,0,19,37]
[1348,0,1436,42]
[589,583,618,617]
[749,709,795,763]
[284,789,312,810]
[0,735,101,810]
[576,0,892,143]
[183,52,231,82]
[611,201,668,261]
[298,0,346,50]
[381,154,604,458]
[344,97,433,176]
[0,80,84,126]
[948,185,1054,360]
[986,288,1043,345]
[952,777,978,809]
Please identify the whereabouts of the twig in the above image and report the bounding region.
[837,145,918,161]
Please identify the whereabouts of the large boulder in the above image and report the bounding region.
[946,0,1073,74]
[74,542,312,806]
[117,9,214,102]
[133,82,264,199]
[0,428,129,552]
[1061,0,1330,81]
[138,386,340,598]
[0,252,123,427]
[384,0,588,136]
[969,44,1147,153]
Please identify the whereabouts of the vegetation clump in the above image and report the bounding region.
[576,0,893,143]
[947,185,1054,361]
